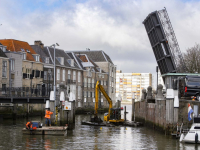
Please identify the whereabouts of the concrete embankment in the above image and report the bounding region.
[134,99,197,134]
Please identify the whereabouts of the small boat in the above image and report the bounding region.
[180,117,200,143]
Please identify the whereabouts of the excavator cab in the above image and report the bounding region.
[104,108,124,122]
[110,108,122,120]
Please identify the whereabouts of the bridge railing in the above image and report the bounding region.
[0,87,53,98]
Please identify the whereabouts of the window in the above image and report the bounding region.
[73,71,76,81]
[26,68,31,78]
[72,85,76,100]
[57,57,64,65]
[88,91,90,97]
[44,71,47,80]
[92,79,94,88]
[23,53,26,60]
[10,59,15,71]
[2,84,6,94]
[2,61,7,77]
[0,46,6,52]
[67,59,74,66]
[92,92,94,97]
[62,69,65,81]
[57,84,60,88]
[84,91,87,97]
[84,78,87,87]
[78,71,81,82]
[57,68,60,80]
[35,55,40,62]
[68,70,71,79]
[45,57,49,64]
[88,78,91,88]
[78,86,81,99]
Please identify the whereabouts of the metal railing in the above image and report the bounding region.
[0,87,53,97]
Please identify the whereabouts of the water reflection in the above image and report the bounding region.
[0,104,195,149]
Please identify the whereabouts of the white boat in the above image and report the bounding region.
[180,117,200,143]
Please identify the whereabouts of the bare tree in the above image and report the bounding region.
[183,44,200,73]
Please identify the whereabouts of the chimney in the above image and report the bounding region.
[34,40,44,49]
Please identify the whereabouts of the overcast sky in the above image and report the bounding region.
[1,0,200,85]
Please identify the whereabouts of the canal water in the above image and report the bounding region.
[0,104,199,150]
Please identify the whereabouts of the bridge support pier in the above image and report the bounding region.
[60,100,75,130]
[49,101,55,125]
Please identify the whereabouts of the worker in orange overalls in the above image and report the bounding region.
[26,121,33,130]
[45,108,53,126]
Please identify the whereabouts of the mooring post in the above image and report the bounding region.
[132,93,135,122]
[67,111,69,124]
[124,106,126,121]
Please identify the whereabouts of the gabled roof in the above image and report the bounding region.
[0,39,40,62]
[73,50,113,64]
[76,53,107,73]
[66,52,84,70]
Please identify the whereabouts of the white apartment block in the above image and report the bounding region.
[116,70,152,101]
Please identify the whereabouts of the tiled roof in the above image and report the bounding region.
[75,53,107,73]
[73,50,113,64]
[0,39,40,62]
[79,55,88,62]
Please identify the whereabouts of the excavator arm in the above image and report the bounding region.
[95,81,112,121]
[94,80,124,123]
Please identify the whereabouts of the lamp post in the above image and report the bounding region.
[48,69,51,97]
[49,43,59,105]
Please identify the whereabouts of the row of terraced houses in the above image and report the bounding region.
[0,39,116,108]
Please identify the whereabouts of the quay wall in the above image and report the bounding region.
[134,99,198,134]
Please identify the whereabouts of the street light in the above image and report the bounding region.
[49,43,59,106]
[48,69,51,97]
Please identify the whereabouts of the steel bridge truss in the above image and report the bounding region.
[157,8,187,73]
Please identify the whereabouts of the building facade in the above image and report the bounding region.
[74,51,116,104]
[70,53,109,108]
[116,70,152,101]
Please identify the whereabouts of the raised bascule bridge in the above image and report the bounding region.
[133,8,200,136]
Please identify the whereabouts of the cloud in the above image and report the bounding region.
[1,0,200,77]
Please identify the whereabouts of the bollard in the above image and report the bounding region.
[156,84,164,100]
[132,98,135,122]
[124,106,126,121]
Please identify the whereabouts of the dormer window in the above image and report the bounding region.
[22,53,26,60]
[45,57,50,64]
[0,45,7,52]
[57,57,64,65]
[67,59,74,67]
[33,54,40,62]
[26,49,30,53]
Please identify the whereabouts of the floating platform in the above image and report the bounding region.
[81,121,106,126]
[81,120,143,127]
[22,126,67,135]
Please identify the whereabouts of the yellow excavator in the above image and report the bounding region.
[94,81,124,123]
